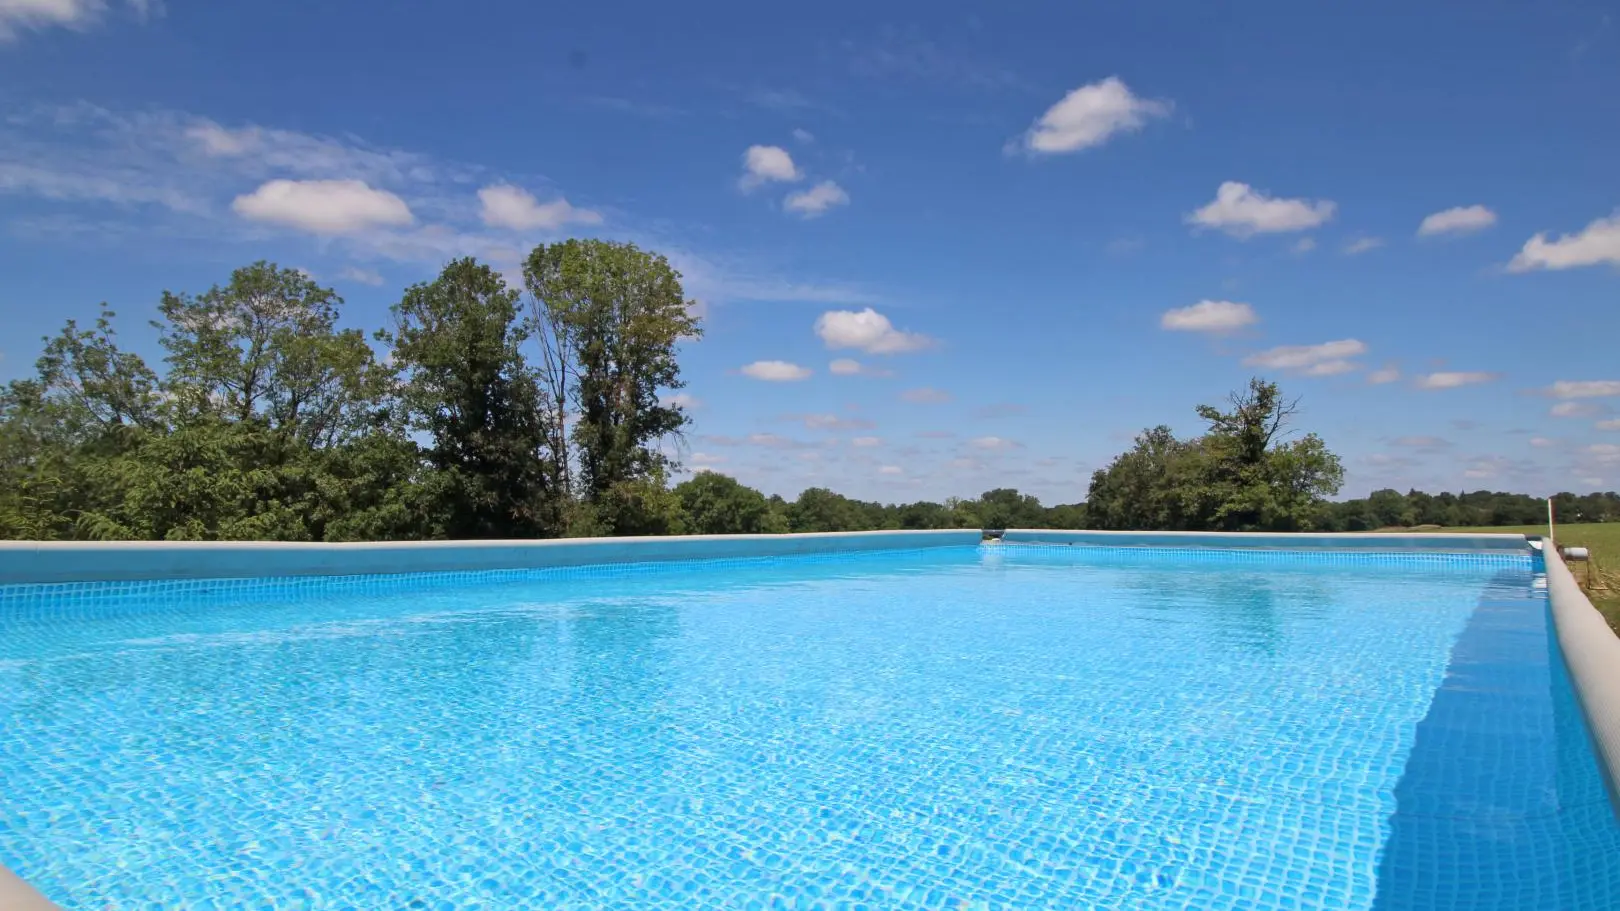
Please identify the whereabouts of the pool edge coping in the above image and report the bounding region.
[0,865,59,911]
[1544,543,1620,816]
[0,530,983,585]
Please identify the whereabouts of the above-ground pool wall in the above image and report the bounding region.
[1545,545,1620,817]
[1000,529,1532,553]
[0,530,983,585]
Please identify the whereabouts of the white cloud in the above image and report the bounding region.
[791,128,815,144]
[0,160,205,214]
[232,179,413,235]
[740,360,812,381]
[478,184,602,230]
[1017,77,1170,155]
[1508,211,1620,272]
[0,0,152,40]
[815,308,932,353]
[687,452,727,467]
[801,413,875,431]
[1547,380,1620,398]
[879,465,904,475]
[1305,359,1360,376]
[1292,237,1317,254]
[828,358,894,378]
[901,387,951,404]
[1597,419,1620,431]
[1552,402,1602,418]
[1159,300,1257,333]
[851,436,882,448]
[1243,339,1366,372]
[1414,371,1498,390]
[663,392,702,410]
[1418,205,1497,237]
[738,145,801,191]
[1530,437,1557,448]
[337,265,385,286]
[1367,364,1401,385]
[1343,236,1384,255]
[970,436,1020,451]
[1187,181,1336,237]
[784,180,850,218]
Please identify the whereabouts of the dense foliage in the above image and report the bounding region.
[1086,379,1345,531]
[2,246,1613,541]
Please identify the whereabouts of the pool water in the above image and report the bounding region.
[2,546,1617,909]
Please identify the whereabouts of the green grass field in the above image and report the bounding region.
[1403,523,1620,632]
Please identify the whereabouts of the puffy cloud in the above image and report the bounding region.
[663,392,702,410]
[851,436,883,448]
[478,184,602,230]
[1186,181,1336,237]
[1414,371,1498,390]
[738,145,801,191]
[1017,77,1170,155]
[1546,380,1620,398]
[1597,419,1620,431]
[784,180,849,218]
[878,465,904,475]
[1243,339,1366,372]
[1367,364,1401,385]
[337,266,385,286]
[791,128,815,144]
[1343,237,1384,255]
[1418,205,1497,237]
[1159,300,1257,333]
[1508,211,1620,272]
[740,360,812,381]
[815,308,932,354]
[232,179,413,235]
[900,387,951,404]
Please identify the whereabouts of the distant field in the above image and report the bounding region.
[1398,523,1620,632]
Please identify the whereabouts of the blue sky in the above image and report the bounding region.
[2,1,1618,503]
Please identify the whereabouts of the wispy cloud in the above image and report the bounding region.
[1414,371,1498,390]
[1243,339,1366,375]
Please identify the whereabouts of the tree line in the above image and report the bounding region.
[2,241,1612,541]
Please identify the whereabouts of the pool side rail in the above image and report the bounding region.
[0,530,983,585]
[0,865,61,911]
[1543,542,1620,817]
[998,528,1533,553]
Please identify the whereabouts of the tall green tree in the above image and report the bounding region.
[383,258,561,539]
[157,262,387,446]
[523,240,700,533]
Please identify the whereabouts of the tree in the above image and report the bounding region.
[675,471,785,535]
[1087,379,1343,532]
[382,258,561,539]
[524,240,701,534]
[158,263,386,446]
[787,487,872,533]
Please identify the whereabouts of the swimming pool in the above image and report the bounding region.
[2,542,1617,909]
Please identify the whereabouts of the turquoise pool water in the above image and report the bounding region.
[1,545,1617,909]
